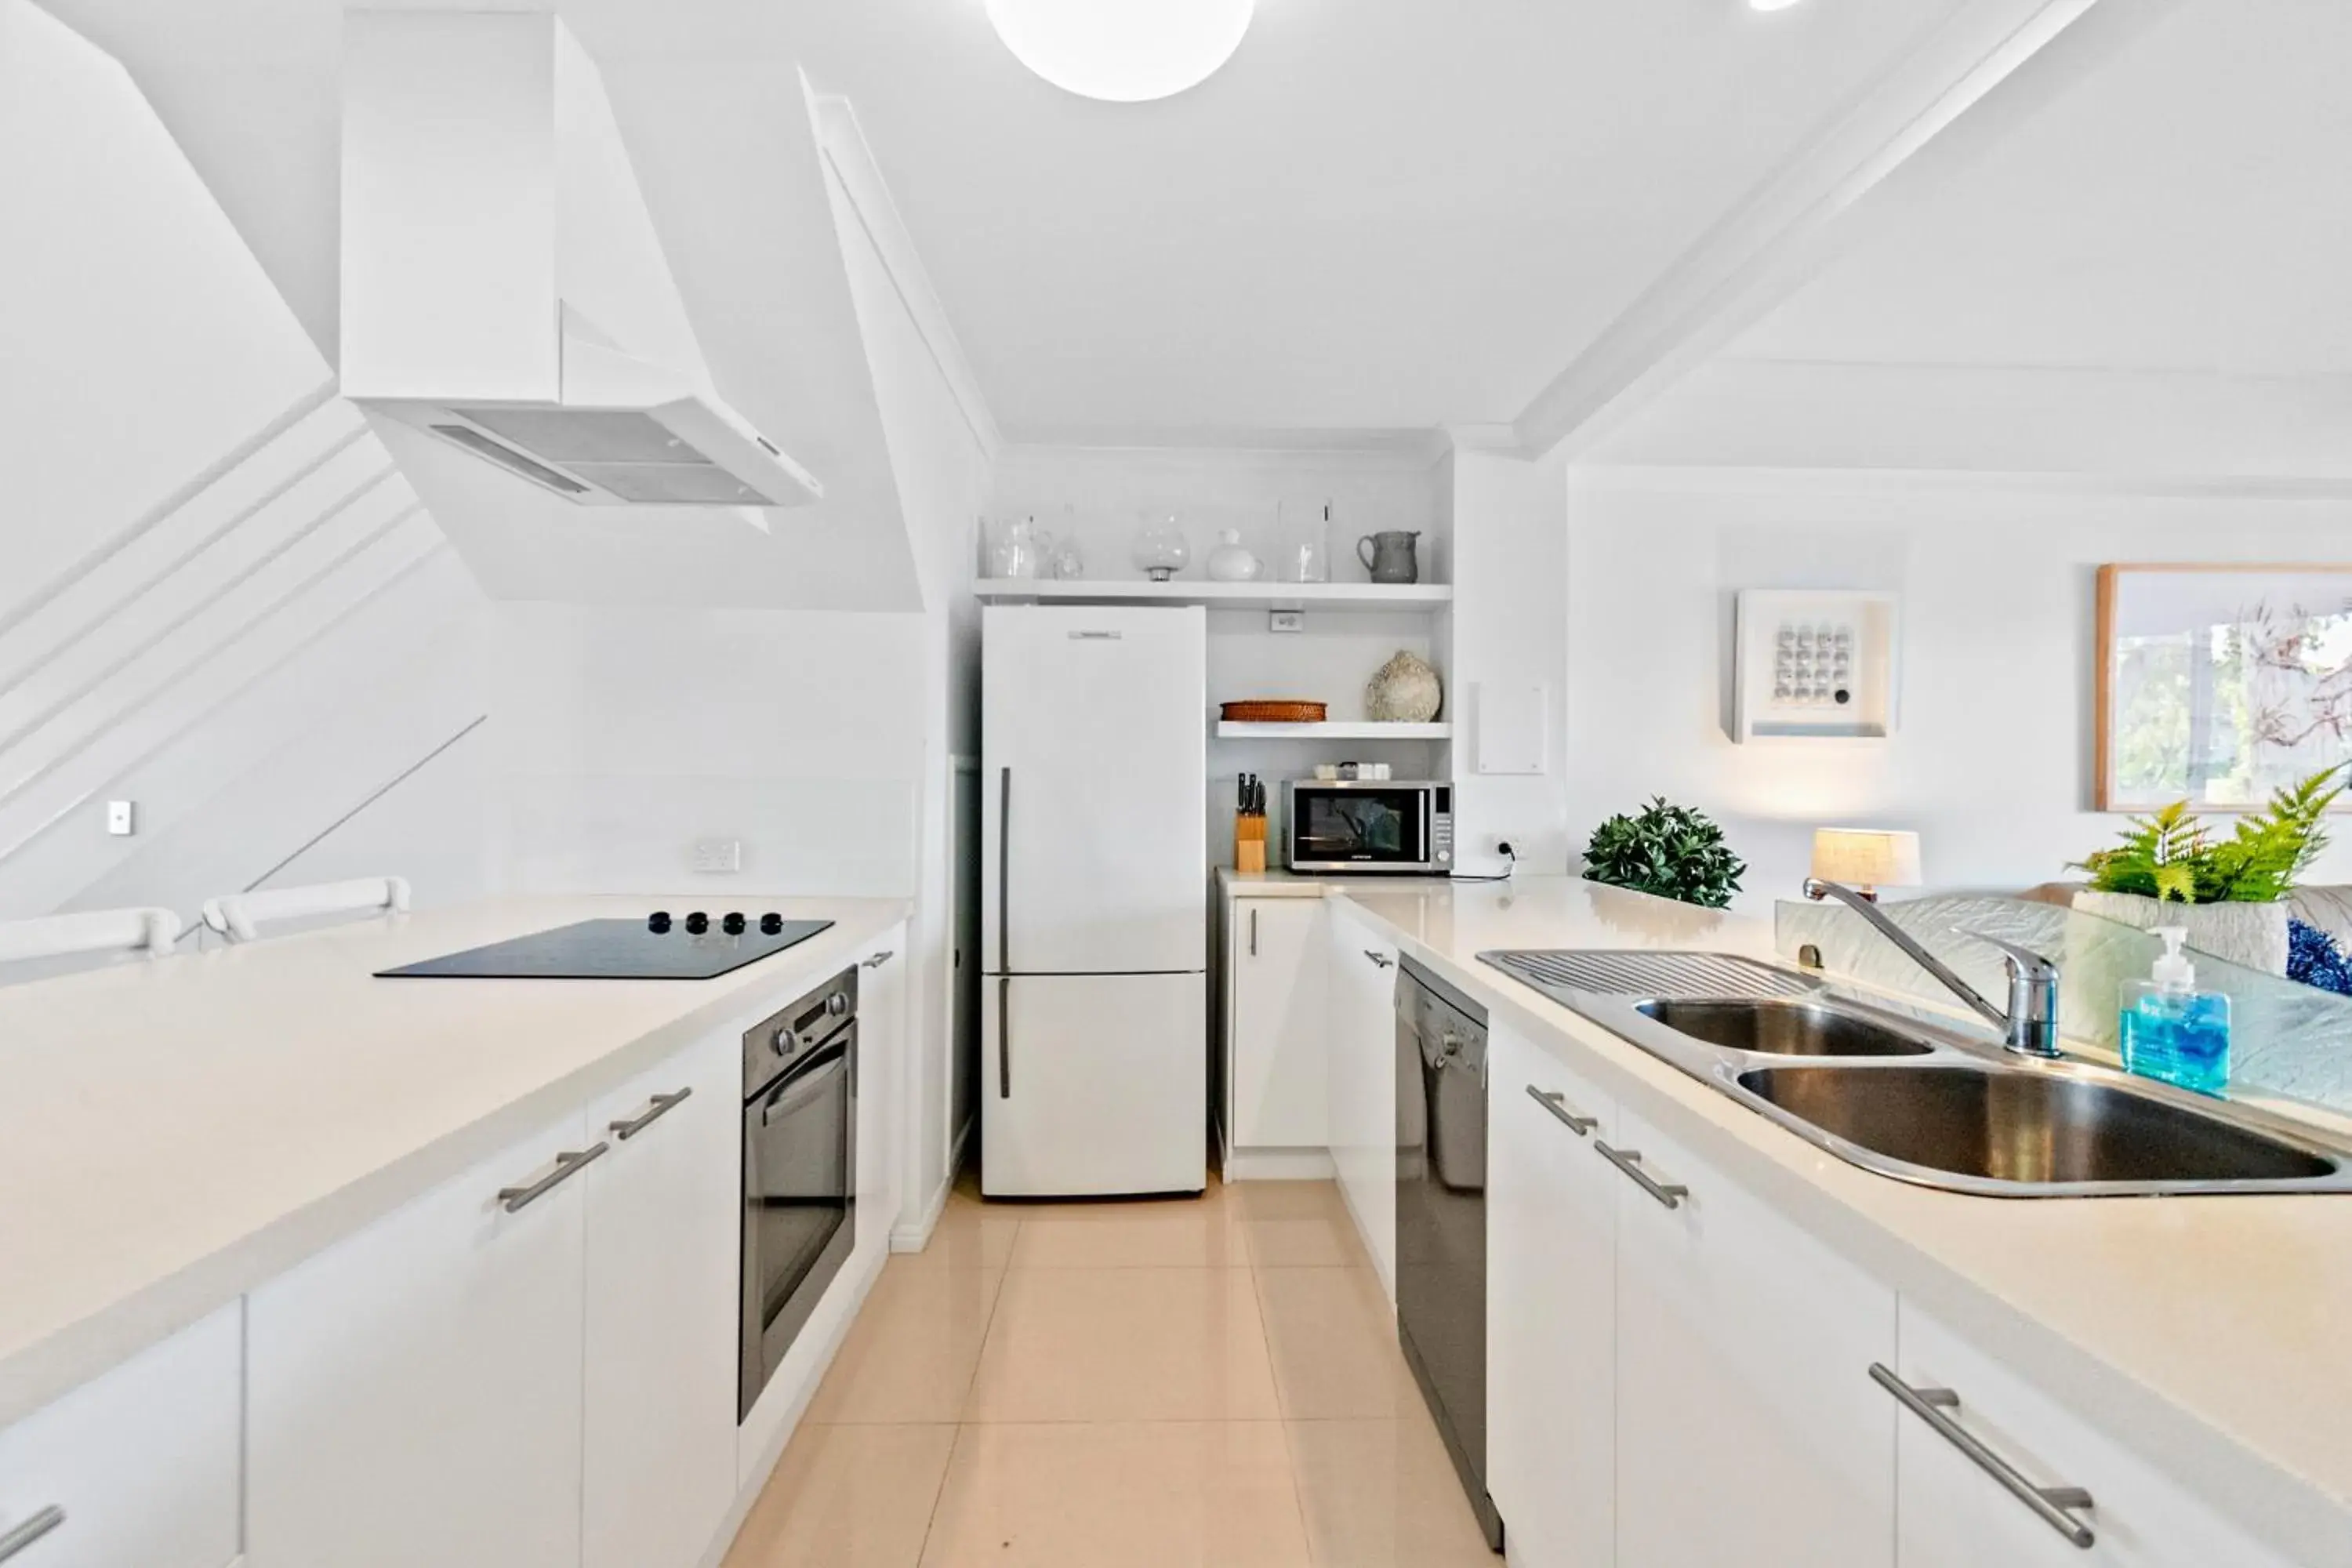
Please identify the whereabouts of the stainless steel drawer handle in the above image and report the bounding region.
[0,1507,64,1562]
[497,1143,608,1213]
[862,949,895,969]
[1870,1364,2095,1549]
[1527,1085,1597,1136]
[610,1088,691,1141]
[1364,950,1393,968]
[1594,1141,1688,1209]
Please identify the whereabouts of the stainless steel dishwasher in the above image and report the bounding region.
[1394,955,1502,1551]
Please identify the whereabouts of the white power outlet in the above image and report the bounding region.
[690,837,742,874]
[107,800,136,836]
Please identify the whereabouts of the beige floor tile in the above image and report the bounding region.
[1227,1179,1348,1221]
[920,1421,1311,1568]
[1241,1214,1370,1268]
[1285,1417,1498,1568]
[895,1197,1022,1272]
[1254,1266,1421,1418]
[964,1267,1281,1421]
[1010,1203,1247,1268]
[724,1422,956,1567]
[996,1178,1234,1225]
[805,1264,1006,1424]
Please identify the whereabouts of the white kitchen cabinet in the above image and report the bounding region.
[1890,1303,2294,1568]
[1225,896,1329,1152]
[0,1302,241,1568]
[1486,1020,1616,1568]
[1325,901,1398,1299]
[247,1108,593,1568]
[852,930,906,1252]
[582,1029,739,1568]
[1610,1103,1896,1568]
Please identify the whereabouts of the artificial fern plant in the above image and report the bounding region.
[2074,764,2347,904]
[1582,797,1747,910]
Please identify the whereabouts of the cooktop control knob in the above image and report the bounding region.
[722,912,746,935]
[684,911,710,935]
[759,913,784,935]
[647,911,672,933]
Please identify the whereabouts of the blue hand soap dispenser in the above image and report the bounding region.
[2119,925,2231,1095]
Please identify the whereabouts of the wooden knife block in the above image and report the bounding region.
[1235,812,1268,873]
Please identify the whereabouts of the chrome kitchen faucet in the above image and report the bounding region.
[1803,879,2061,1058]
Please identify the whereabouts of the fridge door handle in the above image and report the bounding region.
[998,767,1011,975]
[997,976,1011,1098]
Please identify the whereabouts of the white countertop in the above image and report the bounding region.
[0,895,907,1429]
[1218,867,1456,899]
[1329,876,2352,1568]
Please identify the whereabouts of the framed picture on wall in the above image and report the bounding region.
[2096,564,2352,811]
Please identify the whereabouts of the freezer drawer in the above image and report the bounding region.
[982,971,1207,1197]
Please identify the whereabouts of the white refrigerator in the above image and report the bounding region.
[981,604,1208,1196]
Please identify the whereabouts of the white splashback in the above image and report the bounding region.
[487,602,926,897]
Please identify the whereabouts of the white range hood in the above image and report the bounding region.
[339,10,820,510]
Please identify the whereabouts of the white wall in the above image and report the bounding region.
[993,442,1454,869]
[820,119,993,1228]
[1563,472,2352,914]
[989,443,1450,589]
[0,0,321,586]
[1,1,491,937]
[1446,445,1571,873]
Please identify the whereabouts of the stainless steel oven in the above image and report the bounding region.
[740,967,857,1421]
[1283,779,1454,874]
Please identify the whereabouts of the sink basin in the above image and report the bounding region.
[1635,1000,1934,1058]
[1735,1065,2340,1189]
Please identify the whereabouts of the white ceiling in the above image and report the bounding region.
[1725,0,2352,377]
[44,0,1978,445]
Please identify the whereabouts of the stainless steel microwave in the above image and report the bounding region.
[1282,779,1454,874]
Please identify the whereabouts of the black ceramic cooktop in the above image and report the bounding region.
[375,914,833,980]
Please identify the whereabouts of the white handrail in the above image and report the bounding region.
[0,906,180,964]
[201,877,410,943]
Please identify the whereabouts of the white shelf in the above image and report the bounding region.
[976,579,1451,612]
[1214,720,1452,740]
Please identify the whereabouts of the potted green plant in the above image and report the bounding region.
[2071,764,2346,974]
[1582,797,1747,910]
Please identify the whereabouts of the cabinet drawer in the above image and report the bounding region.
[0,1304,241,1568]
[1890,1304,2293,1568]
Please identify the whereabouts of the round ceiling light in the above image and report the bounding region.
[985,0,1255,103]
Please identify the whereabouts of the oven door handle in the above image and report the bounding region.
[759,1040,850,1126]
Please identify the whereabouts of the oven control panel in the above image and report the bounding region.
[742,967,859,1096]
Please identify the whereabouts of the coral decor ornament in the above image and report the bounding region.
[1365,651,1442,723]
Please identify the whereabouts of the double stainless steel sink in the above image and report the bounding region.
[1479,953,2352,1197]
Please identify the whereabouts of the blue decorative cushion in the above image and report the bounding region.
[2287,918,2352,996]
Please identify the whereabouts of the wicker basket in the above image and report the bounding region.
[1218,700,1327,724]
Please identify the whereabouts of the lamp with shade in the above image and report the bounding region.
[1809,829,1922,902]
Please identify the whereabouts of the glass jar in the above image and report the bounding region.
[989,516,1043,580]
[1274,499,1331,584]
[1131,513,1191,581]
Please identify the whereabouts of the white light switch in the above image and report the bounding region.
[691,837,742,873]
[107,800,136,836]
